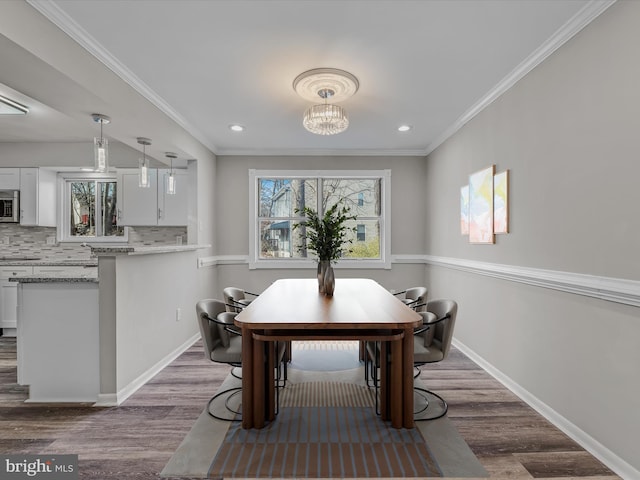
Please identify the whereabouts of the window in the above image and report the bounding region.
[59,173,126,243]
[249,170,390,269]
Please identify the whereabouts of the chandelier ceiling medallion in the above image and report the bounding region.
[293,68,359,136]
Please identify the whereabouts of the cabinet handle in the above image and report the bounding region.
[117,209,121,220]
[158,208,162,219]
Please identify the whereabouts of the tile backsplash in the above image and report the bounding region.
[0,225,187,260]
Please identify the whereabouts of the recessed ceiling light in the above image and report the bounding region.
[398,125,412,132]
[229,124,244,132]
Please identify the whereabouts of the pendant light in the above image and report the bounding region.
[92,113,110,172]
[137,137,152,188]
[165,152,177,195]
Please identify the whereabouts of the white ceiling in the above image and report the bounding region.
[1,0,614,159]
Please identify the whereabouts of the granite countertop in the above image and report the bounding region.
[90,244,210,256]
[0,258,97,267]
[9,274,99,284]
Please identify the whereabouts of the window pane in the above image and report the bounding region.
[100,181,125,237]
[70,181,96,237]
[259,220,308,259]
[344,220,380,259]
[323,179,381,216]
[259,178,317,217]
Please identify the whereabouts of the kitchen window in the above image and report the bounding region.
[249,169,390,269]
[58,173,126,243]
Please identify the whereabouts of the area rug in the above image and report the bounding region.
[162,365,488,479]
[289,340,361,372]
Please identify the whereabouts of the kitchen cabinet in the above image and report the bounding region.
[117,168,187,226]
[0,266,33,337]
[19,168,57,226]
[158,169,188,226]
[0,168,20,189]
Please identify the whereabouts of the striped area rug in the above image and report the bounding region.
[208,381,442,478]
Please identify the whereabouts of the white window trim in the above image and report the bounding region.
[57,172,128,244]
[249,169,391,270]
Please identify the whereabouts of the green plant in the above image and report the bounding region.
[294,203,356,262]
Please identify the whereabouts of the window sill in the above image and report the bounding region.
[249,259,391,270]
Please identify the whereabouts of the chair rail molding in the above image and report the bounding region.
[424,255,640,308]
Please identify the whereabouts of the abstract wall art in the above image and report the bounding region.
[493,170,509,234]
[468,165,495,244]
[460,185,469,235]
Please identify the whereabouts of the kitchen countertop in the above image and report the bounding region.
[9,274,99,284]
[0,259,97,267]
[90,244,210,256]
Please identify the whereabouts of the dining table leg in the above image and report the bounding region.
[390,336,403,429]
[380,341,389,421]
[265,339,276,422]
[252,334,265,428]
[241,326,254,429]
[402,326,414,428]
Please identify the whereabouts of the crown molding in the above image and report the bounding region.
[215,148,427,157]
[29,0,616,159]
[424,0,617,156]
[26,0,217,154]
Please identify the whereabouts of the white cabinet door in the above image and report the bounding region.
[0,266,33,337]
[117,169,158,226]
[158,169,188,226]
[19,168,56,226]
[0,281,18,334]
[0,168,20,189]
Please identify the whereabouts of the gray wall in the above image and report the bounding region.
[212,155,428,296]
[424,1,639,475]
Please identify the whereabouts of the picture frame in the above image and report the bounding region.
[468,165,495,244]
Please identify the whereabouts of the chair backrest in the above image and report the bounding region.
[223,287,246,313]
[405,287,428,311]
[426,299,458,359]
[195,299,228,357]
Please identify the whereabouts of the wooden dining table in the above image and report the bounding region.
[234,278,423,429]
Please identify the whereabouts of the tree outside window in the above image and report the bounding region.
[63,177,125,241]
[256,174,383,261]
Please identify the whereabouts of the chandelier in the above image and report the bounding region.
[293,68,359,136]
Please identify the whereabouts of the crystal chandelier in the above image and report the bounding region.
[303,89,349,135]
[294,68,359,136]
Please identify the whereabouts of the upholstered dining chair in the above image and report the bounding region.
[223,287,260,313]
[196,299,243,420]
[413,299,458,420]
[366,286,429,386]
[196,298,287,421]
[393,286,428,312]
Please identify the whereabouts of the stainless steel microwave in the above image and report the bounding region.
[0,190,19,223]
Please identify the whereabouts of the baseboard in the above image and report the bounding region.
[94,393,118,407]
[453,338,640,480]
[94,333,200,407]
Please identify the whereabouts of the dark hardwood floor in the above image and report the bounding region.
[0,335,619,479]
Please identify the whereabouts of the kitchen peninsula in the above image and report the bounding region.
[14,243,209,405]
